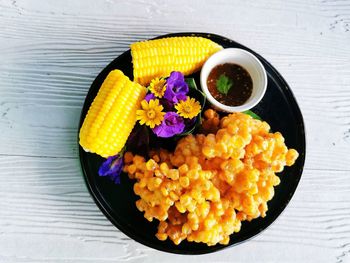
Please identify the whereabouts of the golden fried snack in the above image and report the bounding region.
[123,110,298,246]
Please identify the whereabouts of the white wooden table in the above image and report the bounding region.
[1,0,349,262]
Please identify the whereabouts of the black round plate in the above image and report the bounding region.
[78,32,306,254]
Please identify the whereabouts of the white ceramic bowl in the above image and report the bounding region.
[200,48,267,112]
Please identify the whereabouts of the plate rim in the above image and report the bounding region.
[78,32,306,254]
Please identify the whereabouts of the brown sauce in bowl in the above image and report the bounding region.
[207,63,253,106]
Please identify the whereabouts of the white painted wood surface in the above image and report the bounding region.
[0,0,349,262]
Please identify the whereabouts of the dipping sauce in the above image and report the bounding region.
[207,63,253,106]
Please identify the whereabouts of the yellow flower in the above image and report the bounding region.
[175,97,201,119]
[149,78,166,98]
[136,99,165,128]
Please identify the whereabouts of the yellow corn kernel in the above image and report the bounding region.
[133,155,146,165]
[160,162,169,174]
[178,164,189,175]
[124,152,134,163]
[131,37,223,85]
[160,187,169,196]
[127,164,137,175]
[179,176,190,188]
[79,70,147,157]
[204,218,216,229]
[220,236,230,245]
[156,233,168,241]
[169,191,179,201]
[175,201,186,213]
[180,194,192,206]
[154,170,163,177]
[286,149,299,166]
[146,159,158,171]
[153,177,163,188]
[182,223,191,235]
[187,169,199,180]
[168,169,180,180]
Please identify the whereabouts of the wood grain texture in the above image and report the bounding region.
[0,0,349,262]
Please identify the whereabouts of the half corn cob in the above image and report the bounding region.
[131,36,223,85]
[79,69,147,158]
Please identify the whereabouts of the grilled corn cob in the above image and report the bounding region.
[79,69,147,158]
[131,36,223,85]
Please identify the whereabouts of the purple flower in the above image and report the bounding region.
[152,112,185,138]
[98,154,123,184]
[164,71,188,103]
[144,93,156,102]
